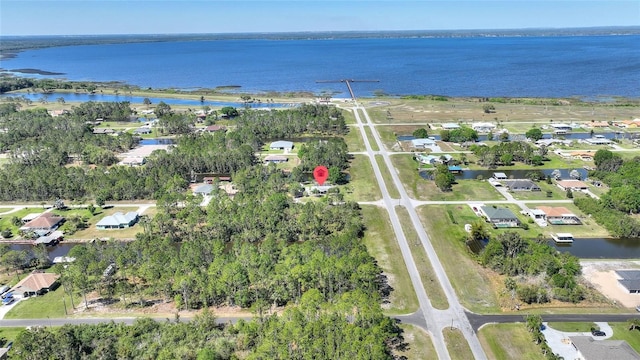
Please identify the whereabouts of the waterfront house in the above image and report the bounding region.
[441,123,461,130]
[19,212,64,235]
[133,127,152,135]
[96,212,139,230]
[569,336,640,360]
[411,138,436,149]
[503,179,541,192]
[204,125,227,133]
[471,122,496,133]
[479,206,520,228]
[556,180,589,191]
[536,206,581,225]
[615,270,640,294]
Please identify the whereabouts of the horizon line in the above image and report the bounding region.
[2,25,640,37]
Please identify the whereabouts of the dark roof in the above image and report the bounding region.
[504,179,541,190]
[616,270,640,280]
[619,280,640,292]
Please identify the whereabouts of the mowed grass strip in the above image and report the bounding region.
[0,327,26,342]
[375,155,400,199]
[547,322,595,332]
[364,126,380,151]
[417,204,500,313]
[443,327,475,360]
[478,323,545,360]
[397,324,437,360]
[390,154,502,201]
[345,155,381,202]
[396,206,449,310]
[360,205,418,314]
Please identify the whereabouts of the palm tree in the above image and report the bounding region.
[628,318,640,331]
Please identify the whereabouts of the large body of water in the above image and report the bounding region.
[1,34,639,98]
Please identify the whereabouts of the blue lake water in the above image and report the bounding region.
[2,35,639,98]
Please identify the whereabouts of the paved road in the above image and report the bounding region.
[353,102,488,359]
[465,312,640,331]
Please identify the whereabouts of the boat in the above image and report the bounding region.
[551,233,574,243]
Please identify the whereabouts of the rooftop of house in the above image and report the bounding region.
[20,212,64,230]
[96,212,138,227]
[11,272,60,294]
[536,206,577,217]
[481,206,518,220]
[570,336,640,360]
[557,180,589,188]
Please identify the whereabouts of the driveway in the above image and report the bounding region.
[0,298,22,319]
[542,322,613,359]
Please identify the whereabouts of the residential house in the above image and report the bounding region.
[21,213,43,223]
[583,136,611,145]
[133,127,152,135]
[411,138,436,149]
[415,154,452,165]
[471,122,496,133]
[556,180,589,191]
[569,151,595,161]
[264,155,288,163]
[441,123,461,130]
[34,230,64,245]
[615,120,640,128]
[536,206,581,225]
[492,172,508,180]
[204,125,227,133]
[19,212,64,235]
[569,336,640,360]
[96,212,139,230]
[479,206,521,228]
[119,157,146,166]
[503,179,541,192]
[269,141,294,151]
[92,128,116,135]
[615,270,640,294]
[192,184,214,195]
[448,165,462,173]
[9,272,60,298]
[588,121,610,128]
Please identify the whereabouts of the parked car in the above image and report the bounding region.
[591,330,606,337]
[636,305,640,312]
[2,294,14,305]
[0,285,9,295]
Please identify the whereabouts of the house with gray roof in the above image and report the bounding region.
[503,179,541,192]
[193,184,214,196]
[96,212,139,230]
[615,270,640,293]
[570,336,640,360]
[269,141,294,151]
[411,138,436,149]
[479,206,520,228]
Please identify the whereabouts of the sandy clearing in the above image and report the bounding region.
[581,260,640,308]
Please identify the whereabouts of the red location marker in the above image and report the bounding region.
[313,166,329,186]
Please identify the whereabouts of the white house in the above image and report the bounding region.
[411,138,436,149]
[269,141,294,151]
[471,122,496,133]
[96,212,139,230]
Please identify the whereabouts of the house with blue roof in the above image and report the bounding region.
[96,212,139,230]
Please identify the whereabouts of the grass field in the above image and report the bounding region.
[375,155,400,199]
[0,327,26,344]
[416,204,501,313]
[443,327,475,360]
[344,155,381,202]
[390,154,503,201]
[360,205,418,315]
[396,206,449,310]
[478,323,544,360]
[343,126,366,152]
[397,324,437,360]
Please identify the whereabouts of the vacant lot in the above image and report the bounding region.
[397,324,437,360]
[344,155,381,202]
[478,323,544,360]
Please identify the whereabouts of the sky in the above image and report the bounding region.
[1,1,639,36]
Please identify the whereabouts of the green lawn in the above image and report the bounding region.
[360,205,418,315]
[6,286,81,319]
[478,323,544,360]
[0,208,12,214]
[397,324,437,360]
[376,155,400,199]
[0,327,26,344]
[508,181,568,201]
[417,205,501,313]
[396,206,449,310]
[443,327,475,360]
[546,322,596,332]
[344,155,381,202]
[364,126,380,151]
[65,206,141,240]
